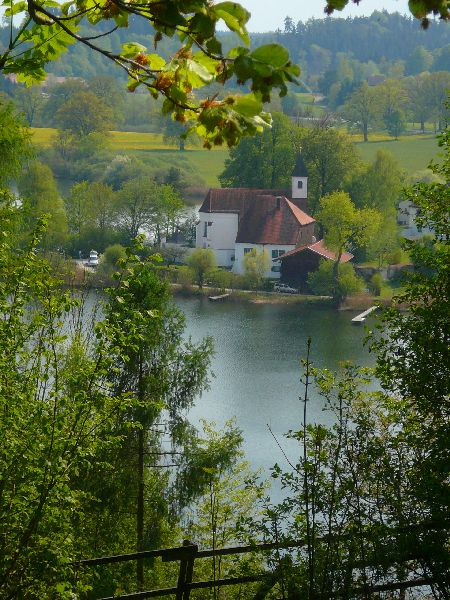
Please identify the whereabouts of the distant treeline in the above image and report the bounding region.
[1,11,449,84]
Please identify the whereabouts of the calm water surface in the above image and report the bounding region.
[175,297,376,479]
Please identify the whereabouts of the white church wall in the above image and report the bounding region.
[234,243,295,278]
[196,211,239,267]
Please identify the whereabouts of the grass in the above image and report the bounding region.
[352,134,440,174]
[30,128,228,187]
[31,126,440,187]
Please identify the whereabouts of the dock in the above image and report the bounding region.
[208,293,230,302]
[351,305,378,324]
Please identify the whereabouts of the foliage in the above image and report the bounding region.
[341,82,380,142]
[55,90,114,137]
[18,160,68,250]
[242,248,271,290]
[0,198,133,597]
[115,177,183,245]
[384,109,406,139]
[0,1,300,147]
[0,100,33,185]
[323,0,449,27]
[300,127,359,212]
[307,260,363,301]
[186,248,217,289]
[66,180,117,246]
[219,113,301,188]
[318,191,381,262]
[97,243,127,276]
[368,272,383,295]
[371,126,450,568]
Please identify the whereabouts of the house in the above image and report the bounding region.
[196,156,352,281]
[274,240,353,288]
[397,199,433,240]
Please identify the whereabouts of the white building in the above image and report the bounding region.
[196,156,316,278]
[397,199,433,240]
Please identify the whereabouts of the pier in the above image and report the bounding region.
[208,293,230,302]
[351,305,378,324]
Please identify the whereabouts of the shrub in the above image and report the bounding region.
[308,260,364,302]
[368,272,383,296]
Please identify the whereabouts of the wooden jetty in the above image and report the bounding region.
[208,293,230,302]
[351,305,378,324]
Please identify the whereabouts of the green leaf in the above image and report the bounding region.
[121,42,147,58]
[4,1,27,16]
[212,2,250,45]
[233,93,263,118]
[250,44,290,68]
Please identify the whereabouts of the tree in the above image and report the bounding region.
[219,113,301,188]
[66,181,118,252]
[324,0,449,26]
[307,260,363,302]
[18,161,68,250]
[88,74,124,124]
[186,248,217,289]
[242,248,270,290]
[0,100,33,186]
[99,247,215,590]
[0,198,136,597]
[341,82,380,142]
[384,109,406,139]
[115,177,183,244]
[55,90,114,137]
[0,2,300,147]
[427,71,450,131]
[300,127,360,212]
[346,150,404,215]
[405,73,432,133]
[370,125,450,590]
[317,191,382,301]
[13,85,45,126]
[405,44,433,75]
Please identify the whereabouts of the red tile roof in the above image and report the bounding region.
[276,239,353,263]
[199,188,315,245]
[199,188,289,215]
[235,196,315,245]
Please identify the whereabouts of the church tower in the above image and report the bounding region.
[291,155,308,211]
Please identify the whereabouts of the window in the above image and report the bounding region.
[271,265,281,272]
[203,222,207,237]
[272,249,286,259]
[244,248,253,254]
[297,180,303,189]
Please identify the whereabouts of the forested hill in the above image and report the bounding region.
[1,11,449,82]
[272,11,450,62]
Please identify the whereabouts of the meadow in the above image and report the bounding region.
[31,127,440,189]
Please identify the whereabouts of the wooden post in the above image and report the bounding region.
[176,540,197,600]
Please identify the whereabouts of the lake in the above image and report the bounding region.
[175,297,376,484]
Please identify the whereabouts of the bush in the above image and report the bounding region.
[308,260,364,302]
[368,272,383,296]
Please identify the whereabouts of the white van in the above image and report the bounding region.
[88,250,99,266]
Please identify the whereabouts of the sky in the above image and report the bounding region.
[238,0,411,31]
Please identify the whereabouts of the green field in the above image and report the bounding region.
[31,127,439,188]
[354,135,440,174]
[31,128,228,187]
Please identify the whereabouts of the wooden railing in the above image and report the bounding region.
[75,527,448,600]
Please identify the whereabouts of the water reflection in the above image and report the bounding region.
[175,297,376,486]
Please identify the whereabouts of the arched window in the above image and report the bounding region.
[297,180,303,189]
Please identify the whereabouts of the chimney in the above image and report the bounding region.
[276,196,282,209]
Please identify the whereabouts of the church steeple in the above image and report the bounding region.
[291,155,308,202]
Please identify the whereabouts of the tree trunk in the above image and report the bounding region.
[179,138,185,151]
[363,122,368,142]
[421,119,425,133]
[137,427,145,590]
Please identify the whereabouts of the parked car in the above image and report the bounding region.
[273,282,298,294]
[88,250,99,266]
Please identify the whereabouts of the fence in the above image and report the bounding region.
[76,526,447,600]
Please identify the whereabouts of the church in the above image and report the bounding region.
[196,157,352,285]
